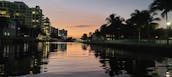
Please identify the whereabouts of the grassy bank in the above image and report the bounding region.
[82,40,172,53]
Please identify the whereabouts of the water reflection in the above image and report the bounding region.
[89,45,172,77]
[82,44,89,50]
[50,42,67,52]
[0,42,172,77]
[0,42,51,77]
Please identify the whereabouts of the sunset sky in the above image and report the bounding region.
[7,0,172,38]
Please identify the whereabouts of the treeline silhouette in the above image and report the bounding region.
[81,0,172,40]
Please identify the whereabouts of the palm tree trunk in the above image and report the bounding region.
[166,12,168,23]
[166,12,169,45]
[147,23,150,39]
[139,31,141,42]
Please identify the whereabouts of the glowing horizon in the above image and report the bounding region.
[6,0,160,38]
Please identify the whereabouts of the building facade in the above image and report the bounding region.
[58,29,67,40]
[31,6,43,37]
[39,17,51,40]
[50,26,58,38]
[0,1,32,27]
[0,17,16,38]
[31,6,43,28]
[0,1,56,40]
[0,1,32,37]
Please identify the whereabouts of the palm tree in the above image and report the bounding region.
[106,14,125,26]
[100,24,108,38]
[81,33,88,40]
[128,10,160,40]
[105,14,125,39]
[150,0,172,23]
[94,29,101,38]
[129,10,146,40]
[150,0,172,44]
[145,11,160,38]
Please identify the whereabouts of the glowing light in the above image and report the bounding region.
[166,71,171,77]
[167,22,171,26]
[0,11,7,15]
[32,11,36,14]
[32,19,36,22]
[44,23,49,26]
[15,13,20,16]
[36,20,39,22]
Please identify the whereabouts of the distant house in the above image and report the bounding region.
[50,26,58,38]
[58,29,67,40]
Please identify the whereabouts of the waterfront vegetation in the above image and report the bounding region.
[81,0,172,46]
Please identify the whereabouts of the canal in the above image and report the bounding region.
[0,42,172,77]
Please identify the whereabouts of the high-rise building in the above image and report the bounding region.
[0,17,16,37]
[41,17,51,40]
[0,1,32,37]
[0,1,32,27]
[0,1,18,37]
[0,1,52,39]
[43,17,50,34]
[0,1,14,18]
[14,1,32,28]
[31,6,43,28]
[30,6,43,37]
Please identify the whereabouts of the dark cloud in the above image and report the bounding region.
[73,25,91,28]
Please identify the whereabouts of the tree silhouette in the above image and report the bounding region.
[127,10,160,40]
[150,0,172,22]
[100,24,108,39]
[105,14,125,39]
[81,33,88,40]
[141,11,160,39]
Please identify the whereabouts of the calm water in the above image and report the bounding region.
[0,42,172,77]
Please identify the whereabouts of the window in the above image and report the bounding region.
[44,23,49,26]
[32,11,36,14]
[32,19,36,22]
[0,10,7,15]
[15,13,20,16]
[36,20,39,22]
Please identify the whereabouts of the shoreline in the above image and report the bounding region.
[81,40,172,53]
[0,37,74,43]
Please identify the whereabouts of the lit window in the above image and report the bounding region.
[15,13,20,16]
[44,23,49,25]
[32,11,36,14]
[4,32,7,36]
[7,33,10,36]
[0,11,7,15]
[32,20,36,22]
[36,20,39,22]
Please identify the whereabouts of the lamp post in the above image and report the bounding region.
[166,22,171,45]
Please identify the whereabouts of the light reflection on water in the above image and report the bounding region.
[0,42,172,77]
